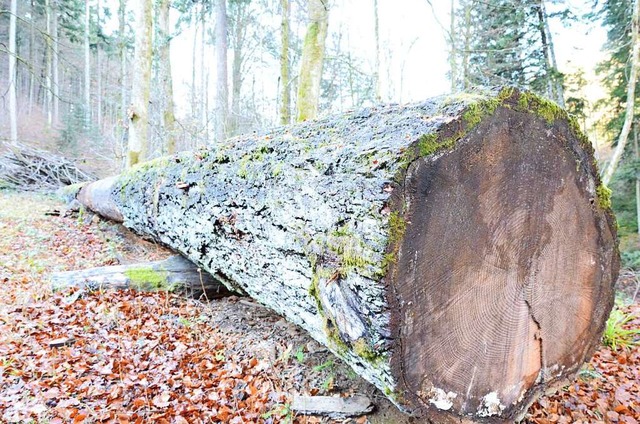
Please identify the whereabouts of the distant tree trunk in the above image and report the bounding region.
[279,0,291,125]
[159,0,176,154]
[296,0,329,122]
[541,0,564,106]
[28,0,35,114]
[84,0,91,128]
[127,0,153,167]
[191,6,198,122]
[215,0,229,143]
[602,0,640,186]
[96,0,102,131]
[448,0,457,92]
[201,6,209,140]
[230,1,244,135]
[635,123,640,235]
[536,0,564,106]
[52,0,59,123]
[462,0,472,89]
[119,0,127,130]
[373,0,381,101]
[9,0,18,144]
[45,0,53,126]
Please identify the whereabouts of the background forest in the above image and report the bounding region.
[1,0,640,263]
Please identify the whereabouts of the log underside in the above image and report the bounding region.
[73,88,619,423]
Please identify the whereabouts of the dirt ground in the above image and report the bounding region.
[1,191,639,423]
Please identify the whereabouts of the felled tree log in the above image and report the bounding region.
[50,255,229,298]
[74,87,619,423]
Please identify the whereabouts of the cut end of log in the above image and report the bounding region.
[385,88,618,420]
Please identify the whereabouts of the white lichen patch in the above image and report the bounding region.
[477,392,505,417]
[428,387,457,411]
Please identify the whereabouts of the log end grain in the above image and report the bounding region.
[385,88,619,421]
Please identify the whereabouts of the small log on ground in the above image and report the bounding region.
[292,394,374,418]
[50,255,230,298]
[73,87,619,423]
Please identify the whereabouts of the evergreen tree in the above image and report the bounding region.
[450,0,563,103]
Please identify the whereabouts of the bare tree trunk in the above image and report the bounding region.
[373,0,381,101]
[279,0,291,125]
[449,0,457,92]
[127,0,153,167]
[45,0,53,126]
[52,0,59,123]
[201,7,209,140]
[296,0,329,122]
[9,0,18,144]
[541,0,564,106]
[159,0,176,154]
[602,0,640,186]
[635,123,640,235]
[462,0,471,90]
[191,6,198,122]
[230,1,244,136]
[119,0,127,129]
[28,0,35,115]
[215,0,229,143]
[84,0,91,128]
[96,0,102,131]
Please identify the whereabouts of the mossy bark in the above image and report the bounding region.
[76,87,619,423]
[296,0,329,122]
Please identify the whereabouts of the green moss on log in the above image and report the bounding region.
[125,267,170,291]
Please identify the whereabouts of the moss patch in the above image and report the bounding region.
[596,184,612,210]
[514,91,564,124]
[125,267,170,291]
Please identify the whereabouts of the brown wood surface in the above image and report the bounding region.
[389,107,618,421]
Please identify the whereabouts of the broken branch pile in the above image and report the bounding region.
[0,143,94,190]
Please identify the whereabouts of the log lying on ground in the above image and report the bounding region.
[50,255,230,298]
[74,87,619,423]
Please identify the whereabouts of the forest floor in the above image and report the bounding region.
[0,191,639,424]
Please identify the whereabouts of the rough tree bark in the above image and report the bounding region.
[74,88,619,423]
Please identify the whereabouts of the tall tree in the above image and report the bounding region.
[215,0,229,143]
[373,0,381,101]
[52,0,59,122]
[84,0,91,127]
[127,0,153,167]
[602,0,640,185]
[119,0,127,131]
[46,0,53,125]
[158,0,176,154]
[279,0,291,125]
[296,0,329,121]
[8,0,18,144]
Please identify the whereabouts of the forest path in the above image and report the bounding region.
[0,191,637,423]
